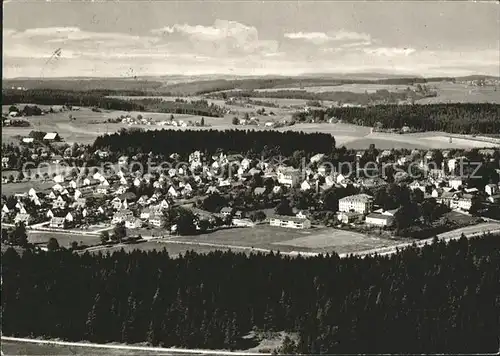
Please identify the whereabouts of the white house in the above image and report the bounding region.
[300,180,312,191]
[448,177,463,190]
[53,178,64,188]
[167,186,178,198]
[125,217,142,229]
[485,184,499,196]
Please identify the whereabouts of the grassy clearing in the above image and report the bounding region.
[436,222,500,240]
[28,231,102,248]
[273,228,399,253]
[1,181,55,196]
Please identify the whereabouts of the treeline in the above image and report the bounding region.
[323,103,500,134]
[213,89,427,104]
[184,77,436,95]
[2,234,499,353]
[2,89,145,112]
[2,90,224,117]
[127,98,225,118]
[93,129,336,157]
[2,79,164,92]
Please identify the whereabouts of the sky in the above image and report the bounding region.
[3,0,499,78]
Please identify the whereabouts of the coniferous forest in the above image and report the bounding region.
[2,234,499,354]
[93,129,336,157]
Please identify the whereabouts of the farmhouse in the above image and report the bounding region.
[338,194,374,214]
[269,214,311,229]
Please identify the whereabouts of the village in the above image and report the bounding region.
[2,130,499,253]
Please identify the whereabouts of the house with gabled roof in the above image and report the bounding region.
[167,186,178,198]
[15,213,32,225]
[220,207,234,216]
[52,195,68,209]
[50,216,66,228]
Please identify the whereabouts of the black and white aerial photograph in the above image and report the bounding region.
[1,0,500,355]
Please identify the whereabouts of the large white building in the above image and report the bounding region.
[338,194,374,214]
[277,167,301,187]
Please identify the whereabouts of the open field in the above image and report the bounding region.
[3,104,498,149]
[254,81,500,103]
[2,106,210,144]
[435,222,500,240]
[273,228,399,253]
[28,231,103,248]
[417,81,500,104]
[174,225,400,254]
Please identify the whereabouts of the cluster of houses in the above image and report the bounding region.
[2,146,499,234]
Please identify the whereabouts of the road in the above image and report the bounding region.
[0,336,271,356]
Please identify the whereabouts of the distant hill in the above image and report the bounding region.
[3,73,498,95]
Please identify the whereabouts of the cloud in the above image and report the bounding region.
[151,20,278,56]
[284,32,331,43]
[284,30,372,45]
[364,47,416,56]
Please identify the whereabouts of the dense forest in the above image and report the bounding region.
[2,89,145,111]
[93,129,336,157]
[2,234,499,353]
[290,103,500,134]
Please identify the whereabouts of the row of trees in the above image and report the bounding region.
[2,233,499,353]
[93,129,336,157]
